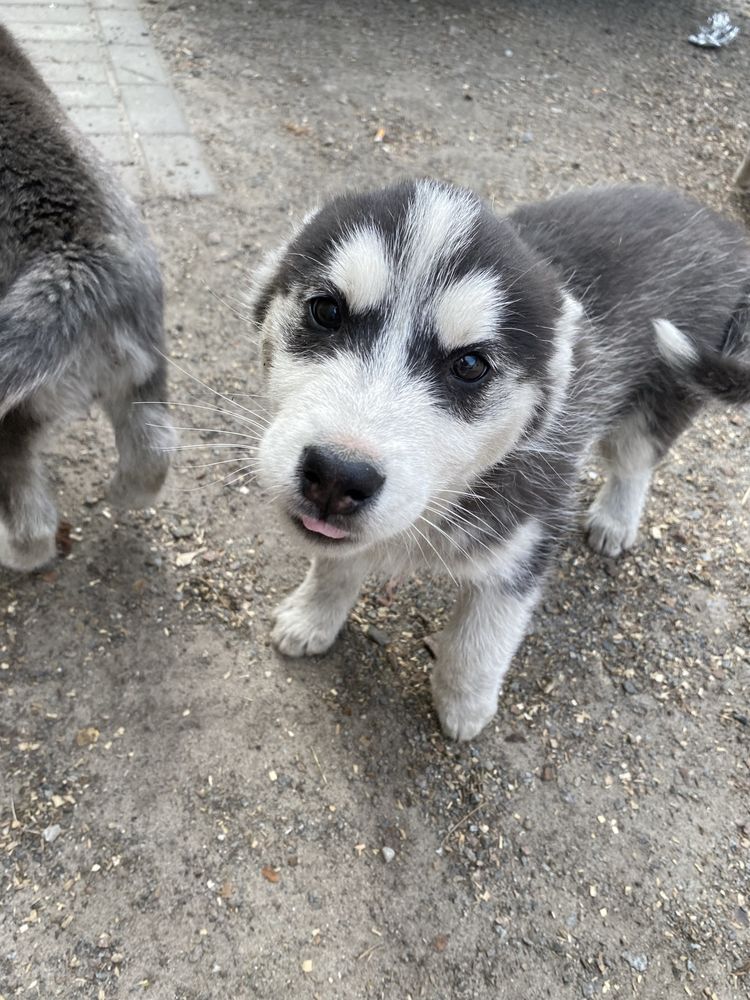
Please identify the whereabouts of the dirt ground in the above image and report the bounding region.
[2,2,750,998]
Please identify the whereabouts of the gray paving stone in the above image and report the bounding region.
[55,80,118,108]
[21,39,100,63]
[109,161,143,199]
[5,21,96,41]
[1,0,87,6]
[108,43,168,85]
[0,5,86,22]
[96,7,149,45]
[3,0,216,199]
[120,83,188,134]
[36,60,110,84]
[139,135,217,198]
[67,105,124,135]
[87,132,135,164]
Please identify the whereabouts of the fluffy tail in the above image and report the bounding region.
[653,313,750,405]
[0,249,117,418]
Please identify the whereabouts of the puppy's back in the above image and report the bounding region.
[0,26,163,416]
[509,185,750,355]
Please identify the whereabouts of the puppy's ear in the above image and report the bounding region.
[247,244,285,334]
[248,208,321,373]
[247,206,319,334]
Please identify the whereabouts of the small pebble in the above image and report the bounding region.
[381,846,396,863]
[622,950,648,973]
[365,624,391,647]
[171,524,195,539]
[43,824,61,844]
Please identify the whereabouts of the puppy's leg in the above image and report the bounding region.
[105,364,177,509]
[430,516,555,741]
[0,411,57,572]
[272,554,370,657]
[585,411,657,558]
[431,579,542,742]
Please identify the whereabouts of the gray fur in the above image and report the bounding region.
[0,26,176,571]
[251,178,750,740]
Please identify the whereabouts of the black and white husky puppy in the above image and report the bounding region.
[250,179,750,740]
[0,26,175,571]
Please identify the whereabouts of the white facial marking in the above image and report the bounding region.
[327,226,391,313]
[403,181,480,287]
[433,270,505,351]
[652,318,699,365]
[466,377,540,471]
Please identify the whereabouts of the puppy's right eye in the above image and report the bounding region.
[308,295,342,332]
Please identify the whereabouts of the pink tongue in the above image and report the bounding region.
[301,515,350,539]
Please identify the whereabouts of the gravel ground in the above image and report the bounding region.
[2,2,749,998]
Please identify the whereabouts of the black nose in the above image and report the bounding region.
[300,445,385,517]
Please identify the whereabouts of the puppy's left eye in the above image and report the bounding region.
[450,353,490,383]
[308,295,342,331]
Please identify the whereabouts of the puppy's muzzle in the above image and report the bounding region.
[300,445,385,518]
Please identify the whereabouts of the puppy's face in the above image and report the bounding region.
[251,180,571,556]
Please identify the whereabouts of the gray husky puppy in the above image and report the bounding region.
[0,26,176,571]
[250,178,750,741]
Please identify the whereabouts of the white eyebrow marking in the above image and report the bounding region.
[327,225,391,312]
[403,180,480,286]
[433,270,505,350]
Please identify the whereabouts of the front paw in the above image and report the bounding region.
[585,506,638,558]
[0,527,57,573]
[108,467,168,510]
[271,590,344,657]
[430,673,497,742]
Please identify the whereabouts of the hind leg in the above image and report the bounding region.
[105,364,177,509]
[585,402,696,557]
[586,411,656,557]
[0,410,58,572]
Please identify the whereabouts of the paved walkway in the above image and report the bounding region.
[0,0,215,198]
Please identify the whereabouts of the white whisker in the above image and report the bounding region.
[146,422,261,441]
[410,521,458,585]
[177,463,259,494]
[157,350,271,425]
[136,399,269,432]
[165,443,258,453]
[174,456,258,472]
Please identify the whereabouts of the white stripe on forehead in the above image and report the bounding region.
[327,225,391,312]
[433,270,505,351]
[402,181,480,286]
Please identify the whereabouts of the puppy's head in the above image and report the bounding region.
[250,179,574,555]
